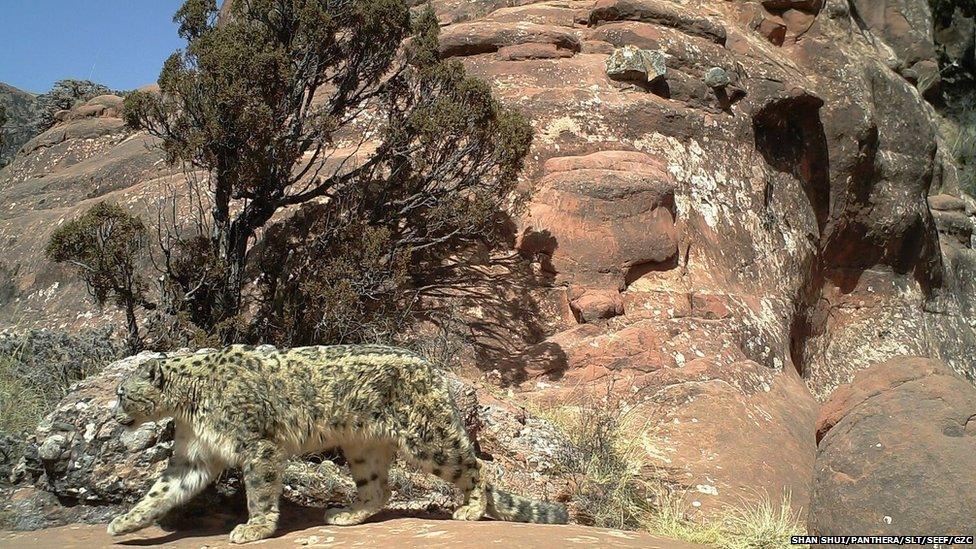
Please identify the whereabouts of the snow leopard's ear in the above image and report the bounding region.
[139,358,165,390]
[149,360,162,388]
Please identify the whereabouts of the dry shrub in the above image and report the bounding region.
[0,328,120,436]
[398,310,469,371]
[540,384,806,548]
[256,217,412,346]
[0,354,48,436]
[539,384,662,530]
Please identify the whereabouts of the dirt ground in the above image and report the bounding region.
[1,515,704,548]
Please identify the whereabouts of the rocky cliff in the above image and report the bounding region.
[1,0,975,526]
[0,83,38,167]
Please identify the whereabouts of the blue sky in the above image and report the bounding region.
[0,1,186,94]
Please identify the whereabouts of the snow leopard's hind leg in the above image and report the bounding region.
[398,405,487,521]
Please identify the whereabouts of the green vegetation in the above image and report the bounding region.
[256,221,411,346]
[46,202,153,352]
[929,0,976,25]
[123,0,532,344]
[34,79,114,131]
[0,328,120,436]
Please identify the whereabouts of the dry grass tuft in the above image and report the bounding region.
[0,354,49,436]
[536,384,662,530]
[538,383,806,548]
[719,493,807,549]
[0,328,120,437]
[644,491,723,545]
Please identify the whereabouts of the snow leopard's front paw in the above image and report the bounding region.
[324,507,372,526]
[229,521,276,544]
[107,511,152,536]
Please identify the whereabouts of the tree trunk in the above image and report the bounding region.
[211,221,250,330]
[207,170,279,338]
[212,209,272,340]
[124,300,141,354]
[207,165,245,333]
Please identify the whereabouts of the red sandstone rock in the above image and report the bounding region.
[756,13,788,45]
[809,357,976,535]
[517,150,677,290]
[497,43,574,61]
[570,289,625,322]
[438,21,581,58]
[588,0,728,44]
[762,0,823,13]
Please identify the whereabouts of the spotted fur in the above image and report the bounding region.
[107,344,567,544]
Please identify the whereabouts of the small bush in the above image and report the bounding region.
[46,202,152,352]
[541,386,806,547]
[0,327,121,436]
[540,385,661,530]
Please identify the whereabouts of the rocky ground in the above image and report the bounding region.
[1,0,976,541]
[2,516,701,549]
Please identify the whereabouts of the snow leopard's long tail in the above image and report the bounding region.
[485,484,569,524]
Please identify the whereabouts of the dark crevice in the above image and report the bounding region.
[752,93,830,379]
[753,93,830,234]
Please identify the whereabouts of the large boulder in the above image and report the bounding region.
[20,352,176,505]
[517,150,678,291]
[809,356,976,534]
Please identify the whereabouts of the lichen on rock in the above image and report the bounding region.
[605,45,667,82]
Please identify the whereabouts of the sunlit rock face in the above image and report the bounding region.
[425,0,974,515]
[1,0,973,518]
